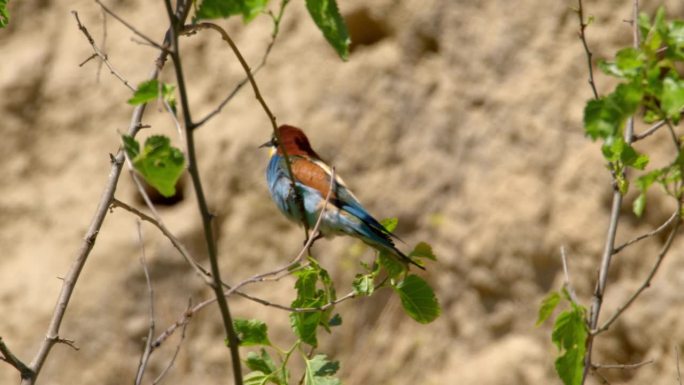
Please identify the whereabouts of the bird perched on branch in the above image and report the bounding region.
[261,125,423,270]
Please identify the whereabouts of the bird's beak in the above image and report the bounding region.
[258,139,273,149]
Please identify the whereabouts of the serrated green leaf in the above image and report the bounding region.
[551,305,587,385]
[379,250,406,279]
[598,48,643,79]
[536,291,561,326]
[394,274,441,324]
[662,76,684,122]
[409,241,437,261]
[601,137,648,171]
[584,98,621,140]
[128,80,159,105]
[234,319,271,346]
[244,371,269,385]
[380,217,398,233]
[290,311,322,347]
[304,355,341,385]
[124,135,185,197]
[305,0,350,60]
[290,266,326,346]
[352,273,374,296]
[0,0,9,28]
[245,349,283,385]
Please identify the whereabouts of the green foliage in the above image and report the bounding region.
[304,354,341,385]
[394,274,441,324]
[195,0,269,23]
[244,349,288,385]
[127,80,176,112]
[352,273,374,296]
[289,264,336,347]
[122,135,185,197]
[0,0,9,28]
[305,0,350,60]
[234,319,272,346]
[538,289,587,385]
[378,250,406,279]
[536,291,561,326]
[409,242,438,261]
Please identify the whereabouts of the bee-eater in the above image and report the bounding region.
[261,125,424,270]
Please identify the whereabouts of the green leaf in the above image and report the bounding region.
[196,0,269,22]
[379,250,406,279]
[305,0,350,60]
[598,48,643,78]
[662,76,684,122]
[380,217,398,233]
[551,305,587,385]
[0,0,9,28]
[123,135,185,197]
[394,274,441,324]
[245,349,285,385]
[601,137,649,171]
[352,274,374,296]
[234,319,271,346]
[304,354,341,385]
[633,193,647,217]
[290,267,326,346]
[409,241,437,261]
[128,80,158,105]
[584,98,621,140]
[536,291,561,326]
[244,371,269,385]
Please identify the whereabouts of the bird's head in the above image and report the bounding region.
[259,125,322,159]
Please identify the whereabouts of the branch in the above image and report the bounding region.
[0,337,33,379]
[613,210,678,254]
[95,0,168,52]
[193,0,291,128]
[152,299,191,385]
[134,221,155,385]
[182,21,311,242]
[560,246,579,304]
[161,1,242,383]
[633,119,666,142]
[71,10,135,92]
[20,3,192,384]
[592,359,654,370]
[576,0,599,100]
[594,209,680,334]
[677,346,682,385]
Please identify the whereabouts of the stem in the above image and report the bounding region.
[162,1,243,384]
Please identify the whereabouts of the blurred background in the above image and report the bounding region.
[3,0,684,384]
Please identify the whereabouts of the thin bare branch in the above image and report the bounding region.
[194,0,290,128]
[560,246,579,303]
[577,0,599,100]
[595,210,681,334]
[71,10,135,92]
[0,337,33,379]
[592,359,654,370]
[94,0,167,52]
[633,120,666,141]
[134,221,155,385]
[152,299,191,384]
[677,346,682,385]
[613,210,678,254]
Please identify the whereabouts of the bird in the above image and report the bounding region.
[261,124,424,270]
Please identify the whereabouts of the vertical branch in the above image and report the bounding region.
[577,0,600,100]
[582,1,640,383]
[161,1,243,384]
[134,220,156,385]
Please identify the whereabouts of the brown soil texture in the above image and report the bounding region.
[3,0,684,384]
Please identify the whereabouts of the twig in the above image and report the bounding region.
[560,246,579,303]
[613,210,678,254]
[134,221,155,385]
[633,119,666,141]
[94,0,167,52]
[577,0,600,100]
[592,359,654,370]
[182,21,311,242]
[0,337,33,379]
[152,299,191,384]
[161,1,243,383]
[193,0,290,128]
[19,3,192,384]
[96,6,107,80]
[594,209,680,334]
[71,10,135,92]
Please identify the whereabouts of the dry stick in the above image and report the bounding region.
[194,0,291,129]
[633,119,667,141]
[613,210,678,254]
[595,209,681,334]
[134,221,156,385]
[96,6,107,81]
[152,299,191,385]
[0,337,33,379]
[560,246,579,304]
[581,1,639,383]
[161,1,243,384]
[183,21,311,242]
[577,0,600,100]
[20,3,192,384]
[72,10,135,92]
[95,0,167,52]
[593,359,654,370]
